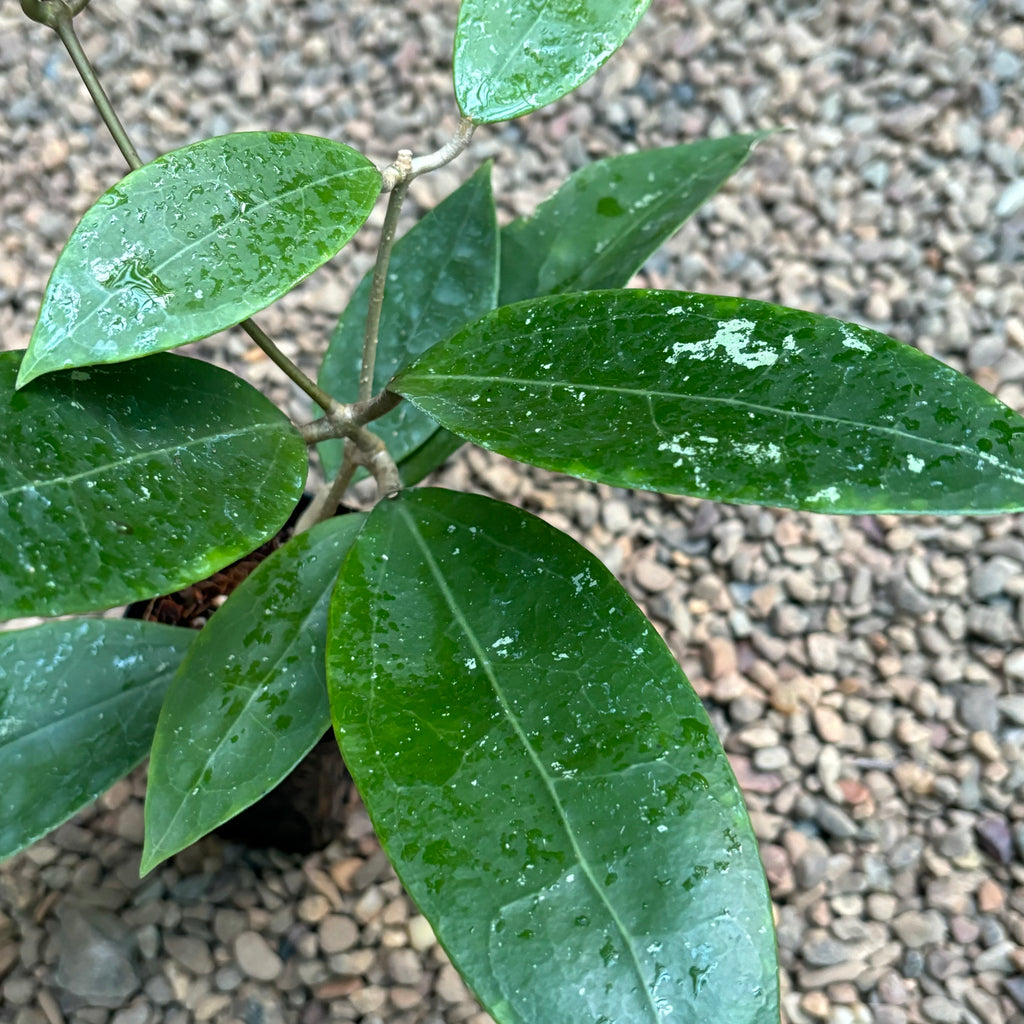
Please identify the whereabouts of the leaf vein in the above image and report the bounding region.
[395,501,663,1023]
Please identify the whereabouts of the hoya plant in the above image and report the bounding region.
[4,2,1023,1022]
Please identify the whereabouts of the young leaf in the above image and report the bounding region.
[392,291,1024,514]
[141,514,364,875]
[454,0,651,123]
[18,132,381,387]
[317,163,497,480]
[0,619,194,861]
[500,134,771,305]
[327,488,777,1024]
[0,351,306,619]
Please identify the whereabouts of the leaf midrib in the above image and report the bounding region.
[145,560,337,861]
[0,421,285,502]
[38,155,373,351]
[0,659,176,756]
[466,0,552,110]
[396,501,663,1024]
[399,371,1013,469]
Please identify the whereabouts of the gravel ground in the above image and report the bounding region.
[2,1,1024,1023]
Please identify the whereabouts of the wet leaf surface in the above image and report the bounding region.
[393,291,1024,514]
[0,351,306,618]
[454,0,651,123]
[318,163,497,480]
[19,132,380,385]
[0,619,194,860]
[407,137,768,480]
[500,134,771,304]
[327,488,777,1024]
[141,515,364,874]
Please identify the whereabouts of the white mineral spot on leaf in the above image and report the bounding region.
[839,323,871,352]
[735,441,782,463]
[657,437,697,467]
[906,454,925,473]
[808,485,840,504]
[666,317,777,369]
[975,448,1024,484]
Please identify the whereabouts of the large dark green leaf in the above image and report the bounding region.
[0,619,194,861]
[327,488,777,1024]
[141,514,363,874]
[18,132,381,386]
[407,136,770,481]
[317,163,497,480]
[0,351,306,619]
[392,291,1024,514]
[454,0,651,123]
[500,135,770,305]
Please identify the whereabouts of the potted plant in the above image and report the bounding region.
[4,2,1023,1022]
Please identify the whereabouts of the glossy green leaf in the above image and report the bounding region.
[327,488,777,1024]
[393,290,1024,514]
[141,514,363,874]
[0,619,194,861]
[454,0,651,123]
[18,132,381,386]
[318,163,497,480]
[406,136,770,481]
[500,134,771,305]
[395,426,466,486]
[0,351,306,619]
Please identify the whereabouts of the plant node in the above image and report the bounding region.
[21,0,70,29]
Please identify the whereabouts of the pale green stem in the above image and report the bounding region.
[241,319,338,414]
[358,177,410,403]
[381,115,476,191]
[50,12,143,171]
[300,389,402,444]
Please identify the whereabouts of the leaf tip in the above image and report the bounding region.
[137,843,162,878]
[14,354,41,390]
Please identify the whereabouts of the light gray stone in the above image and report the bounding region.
[233,931,283,982]
[54,902,140,1009]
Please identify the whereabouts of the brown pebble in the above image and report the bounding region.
[976,878,1005,913]
[314,977,361,1000]
[302,866,343,910]
[329,857,365,892]
[812,705,845,744]
[702,636,738,679]
[837,778,871,805]
[633,556,675,593]
[800,990,831,1019]
[297,894,331,924]
[390,986,424,1010]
